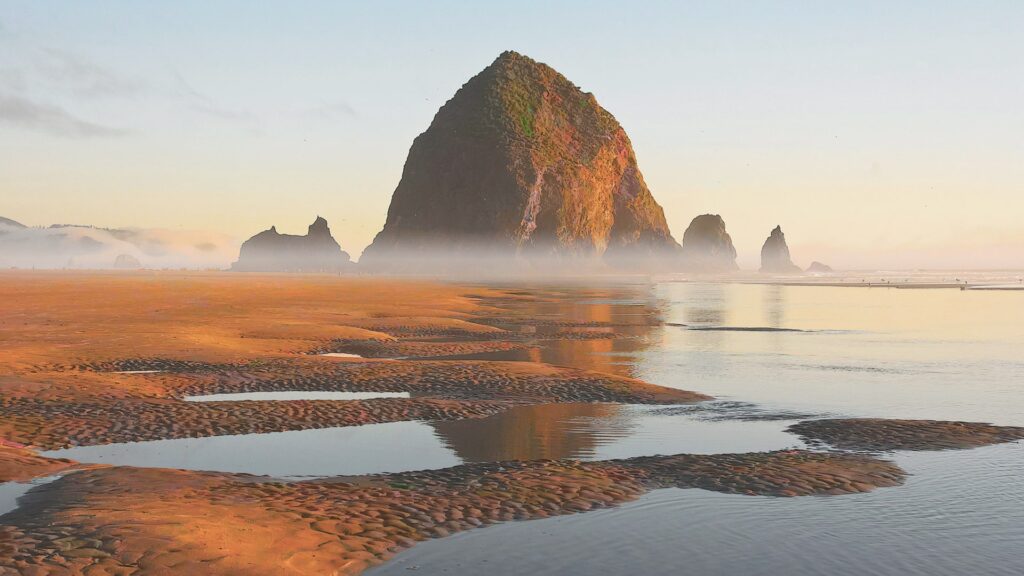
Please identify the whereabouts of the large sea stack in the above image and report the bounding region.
[680,214,738,271]
[760,225,801,273]
[232,217,352,272]
[360,51,679,272]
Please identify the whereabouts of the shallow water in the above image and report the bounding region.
[367,282,1024,574]
[0,474,64,518]
[372,444,1024,576]
[184,391,411,402]
[44,403,801,477]
[642,283,1024,424]
[480,283,1024,423]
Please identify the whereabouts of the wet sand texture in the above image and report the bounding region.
[0,272,706,457]
[0,444,78,483]
[0,450,904,575]
[788,418,1024,451]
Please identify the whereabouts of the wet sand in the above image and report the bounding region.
[2,271,1023,575]
[0,272,704,456]
[0,443,78,483]
[789,418,1024,451]
[0,450,904,575]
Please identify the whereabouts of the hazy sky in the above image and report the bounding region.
[1,1,1021,269]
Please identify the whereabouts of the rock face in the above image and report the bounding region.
[680,214,738,271]
[113,254,142,269]
[360,51,679,271]
[806,261,833,273]
[760,226,801,273]
[232,217,352,272]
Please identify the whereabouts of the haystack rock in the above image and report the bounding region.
[806,261,833,273]
[760,226,801,273]
[232,217,352,272]
[680,214,738,271]
[113,254,142,269]
[360,51,679,271]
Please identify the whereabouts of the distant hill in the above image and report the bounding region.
[0,216,26,228]
[360,51,680,271]
[0,220,235,270]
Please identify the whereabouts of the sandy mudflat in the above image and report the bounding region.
[789,418,1024,451]
[0,450,905,575]
[1,271,1022,575]
[0,272,703,451]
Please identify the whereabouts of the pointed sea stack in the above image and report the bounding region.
[760,226,801,273]
[680,214,738,272]
[360,51,679,272]
[232,217,352,272]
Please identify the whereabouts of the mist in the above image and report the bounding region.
[0,223,237,270]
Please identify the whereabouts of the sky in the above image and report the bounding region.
[1,0,1022,269]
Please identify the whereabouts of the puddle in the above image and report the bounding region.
[0,474,65,517]
[320,353,363,358]
[114,370,164,374]
[184,391,411,402]
[686,326,809,333]
[44,421,460,478]
[43,404,802,478]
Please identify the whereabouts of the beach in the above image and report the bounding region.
[2,271,1023,575]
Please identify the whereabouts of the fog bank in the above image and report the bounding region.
[0,223,236,270]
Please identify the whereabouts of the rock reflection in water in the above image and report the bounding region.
[431,402,800,464]
[469,284,668,377]
[431,403,632,462]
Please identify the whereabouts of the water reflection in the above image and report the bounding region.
[645,282,1024,423]
[464,284,667,378]
[44,403,799,477]
[681,283,728,326]
[430,403,630,461]
[764,284,786,328]
[433,403,799,463]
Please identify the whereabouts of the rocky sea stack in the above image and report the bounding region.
[360,51,679,272]
[232,217,352,272]
[113,254,142,269]
[760,225,801,273]
[680,214,738,271]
